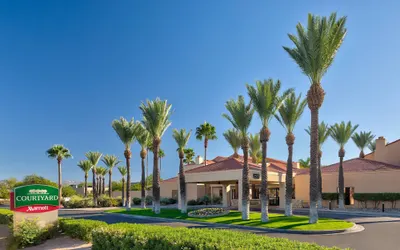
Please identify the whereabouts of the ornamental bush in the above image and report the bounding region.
[322,193,338,201]
[188,208,228,218]
[187,199,198,206]
[161,197,177,205]
[132,197,141,205]
[12,219,58,248]
[91,223,338,250]
[59,218,107,242]
[0,208,13,224]
[353,193,400,209]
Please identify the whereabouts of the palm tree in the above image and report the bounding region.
[159,149,165,173]
[140,98,172,214]
[223,129,242,158]
[85,151,102,205]
[77,160,92,197]
[136,123,150,208]
[275,92,307,216]
[195,122,217,166]
[46,145,72,206]
[298,158,311,168]
[305,122,331,208]
[146,139,153,189]
[249,133,261,164]
[329,121,358,209]
[368,140,376,152]
[352,131,375,158]
[102,155,121,197]
[96,166,107,195]
[172,129,192,213]
[112,117,138,210]
[247,79,291,222]
[283,13,347,223]
[222,95,254,220]
[183,148,195,164]
[118,166,127,206]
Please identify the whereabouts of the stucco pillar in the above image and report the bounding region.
[222,184,230,207]
[279,181,286,209]
[238,179,242,211]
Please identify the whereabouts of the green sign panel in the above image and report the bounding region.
[14,184,59,213]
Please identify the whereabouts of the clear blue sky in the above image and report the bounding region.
[1,1,400,183]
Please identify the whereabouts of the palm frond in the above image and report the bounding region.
[172,128,192,152]
[136,122,151,150]
[183,148,195,164]
[275,92,307,133]
[112,117,138,149]
[305,121,331,148]
[329,121,359,148]
[195,122,217,141]
[249,133,261,163]
[223,129,242,154]
[368,141,376,152]
[46,145,73,160]
[101,155,121,170]
[352,131,375,151]
[85,151,103,167]
[77,160,92,173]
[222,95,254,138]
[118,166,127,176]
[299,157,311,168]
[140,98,172,139]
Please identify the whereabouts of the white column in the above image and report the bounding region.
[238,179,242,211]
[222,184,230,207]
[279,181,286,209]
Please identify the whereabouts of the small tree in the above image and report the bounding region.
[77,160,92,197]
[223,129,242,158]
[85,151,103,205]
[102,155,121,197]
[196,122,217,166]
[352,131,375,158]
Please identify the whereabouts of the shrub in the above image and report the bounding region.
[212,196,222,204]
[0,208,13,224]
[322,193,338,201]
[160,197,177,205]
[132,197,141,205]
[13,219,57,248]
[188,208,228,218]
[145,195,153,205]
[14,174,57,188]
[62,185,77,197]
[353,193,400,209]
[59,218,107,242]
[197,195,211,205]
[187,199,198,206]
[98,195,119,207]
[63,195,94,208]
[91,222,335,250]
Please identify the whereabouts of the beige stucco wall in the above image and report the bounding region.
[295,170,400,202]
[365,138,400,166]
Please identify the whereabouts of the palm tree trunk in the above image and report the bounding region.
[141,154,146,209]
[97,177,100,196]
[109,171,112,197]
[92,169,97,206]
[125,150,132,210]
[160,158,162,173]
[57,159,62,206]
[204,138,208,166]
[260,126,270,222]
[121,178,125,207]
[309,107,319,223]
[146,150,149,190]
[153,138,161,214]
[102,177,106,195]
[84,174,88,197]
[285,133,294,216]
[338,148,345,209]
[317,151,323,208]
[241,138,250,220]
[179,152,186,213]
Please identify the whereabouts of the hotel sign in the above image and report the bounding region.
[13,185,59,213]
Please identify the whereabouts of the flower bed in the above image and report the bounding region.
[188,208,229,218]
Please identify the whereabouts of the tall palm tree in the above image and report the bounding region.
[146,139,153,189]
[283,13,347,223]
[85,151,102,205]
[112,117,137,210]
[183,148,195,164]
[172,129,192,213]
[275,92,307,216]
[158,149,165,173]
[118,166,127,206]
[223,129,242,158]
[46,145,72,206]
[136,123,150,208]
[249,133,261,164]
[305,122,331,208]
[352,131,375,158]
[140,98,172,214]
[77,160,92,197]
[298,158,311,169]
[330,121,358,209]
[247,79,291,222]
[96,166,107,195]
[222,95,254,220]
[368,140,376,152]
[195,122,217,166]
[102,155,121,197]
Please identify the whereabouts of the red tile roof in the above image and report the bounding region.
[161,177,177,183]
[296,158,400,175]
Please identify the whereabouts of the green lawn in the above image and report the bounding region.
[106,208,353,231]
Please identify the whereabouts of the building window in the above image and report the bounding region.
[252,184,260,199]
[231,186,238,199]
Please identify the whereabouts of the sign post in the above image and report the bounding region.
[11,184,59,229]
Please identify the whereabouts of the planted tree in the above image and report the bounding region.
[102,155,121,197]
[140,98,172,214]
[183,148,195,164]
[249,133,261,164]
[85,151,102,205]
[77,160,92,197]
[352,131,375,158]
[112,117,138,209]
[136,123,151,208]
[247,79,290,222]
[368,140,376,152]
[305,122,331,208]
[118,166,127,206]
[196,122,217,166]
[159,149,165,173]
[283,13,347,223]
[172,128,192,213]
[298,158,311,168]
[97,166,107,195]
[329,121,358,209]
[275,92,307,216]
[223,129,242,158]
[46,145,72,206]
[223,95,254,220]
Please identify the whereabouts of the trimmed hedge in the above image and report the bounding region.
[354,193,400,208]
[91,223,338,250]
[322,193,338,201]
[59,218,107,242]
[0,208,13,224]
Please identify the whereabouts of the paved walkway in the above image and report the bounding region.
[60,209,400,250]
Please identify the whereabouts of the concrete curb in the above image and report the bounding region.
[289,208,400,218]
[107,212,364,235]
